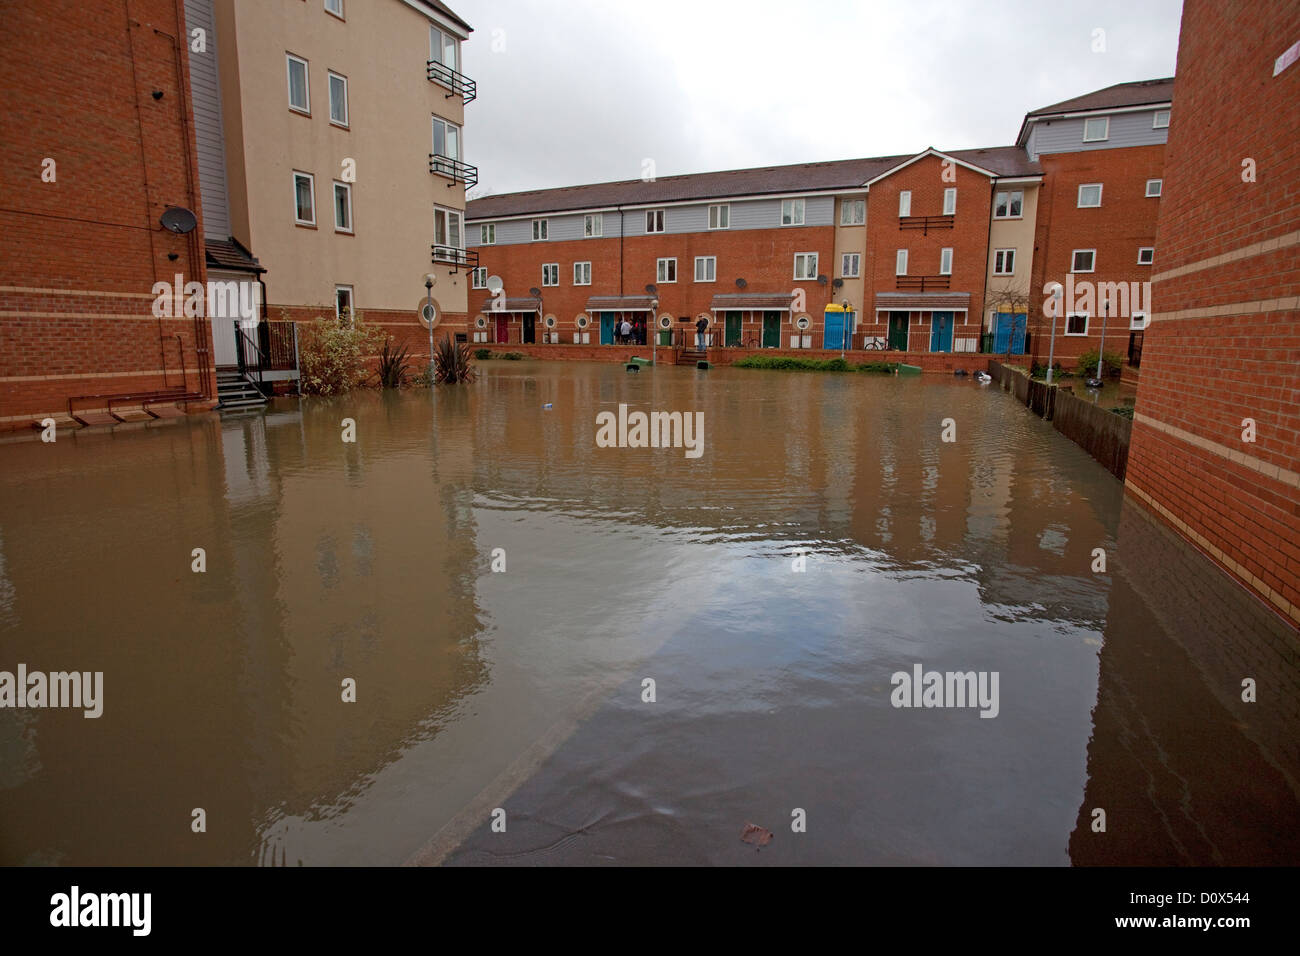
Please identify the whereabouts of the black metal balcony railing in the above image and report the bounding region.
[427,60,477,103]
[899,214,955,234]
[431,245,478,271]
[895,275,951,291]
[429,153,478,189]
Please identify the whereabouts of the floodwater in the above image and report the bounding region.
[0,362,1296,866]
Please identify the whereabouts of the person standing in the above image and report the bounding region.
[695,316,709,351]
[620,318,632,345]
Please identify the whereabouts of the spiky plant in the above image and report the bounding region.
[377,336,412,388]
[433,333,476,384]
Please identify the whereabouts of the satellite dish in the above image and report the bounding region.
[485,275,504,294]
[528,287,542,298]
[419,297,440,330]
[644,283,658,295]
[832,277,844,288]
[735,278,747,289]
[816,274,828,286]
[159,206,197,234]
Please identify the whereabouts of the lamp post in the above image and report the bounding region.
[425,277,435,368]
[1046,283,1062,385]
[1095,300,1109,383]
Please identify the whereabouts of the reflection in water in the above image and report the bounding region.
[0,363,1294,865]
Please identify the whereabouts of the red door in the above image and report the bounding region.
[495,316,509,343]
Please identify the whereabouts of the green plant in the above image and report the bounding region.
[474,348,492,360]
[856,361,896,374]
[734,355,853,372]
[1030,361,1065,380]
[434,333,476,384]
[1110,405,1135,419]
[1075,348,1125,377]
[500,352,526,361]
[376,336,412,388]
[299,313,385,395]
[410,362,435,387]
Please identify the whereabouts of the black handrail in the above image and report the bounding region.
[431,245,479,270]
[234,321,268,394]
[428,153,478,188]
[426,60,477,103]
[895,275,951,291]
[899,215,955,234]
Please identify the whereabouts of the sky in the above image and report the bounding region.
[453,0,1184,199]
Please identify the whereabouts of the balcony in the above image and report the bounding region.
[427,60,477,103]
[429,153,478,189]
[431,245,478,271]
[899,215,955,235]
[895,275,951,291]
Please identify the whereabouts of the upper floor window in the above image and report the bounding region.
[1077,183,1103,208]
[584,214,602,237]
[994,190,1023,218]
[895,249,908,276]
[793,252,818,280]
[694,256,716,282]
[480,223,496,245]
[286,54,310,113]
[541,263,559,286]
[431,116,460,161]
[434,206,462,249]
[898,191,912,217]
[1145,179,1162,198]
[841,253,861,278]
[656,257,677,283]
[471,267,487,289]
[993,248,1016,275]
[1083,117,1109,142]
[333,181,352,233]
[1153,110,1170,129]
[574,261,592,286]
[840,198,865,225]
[325,0,344,19]
[431,26,460,74]
[942,188,956,216]
[328,72,348,127]
[708,204,730,229]
[781,199,805,226]
[532,219,548,241]
[646,209,665,233]
[1071,249,1096,273]
[293,171,315,225]
[939,247,953,275]
[1137,247,1155,265]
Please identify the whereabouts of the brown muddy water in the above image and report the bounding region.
[0,362,1296,866]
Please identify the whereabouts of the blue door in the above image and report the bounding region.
[929,311,954,352]
[993,312,1027,354]
[824,309,845,350]
[600,311,615,345]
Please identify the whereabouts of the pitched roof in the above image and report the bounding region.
[1025,77,1175,118]
[466,146,1039,220]
[205,238,264,274]
[412,0,472,33]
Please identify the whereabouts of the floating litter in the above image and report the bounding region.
[543,403,552,409]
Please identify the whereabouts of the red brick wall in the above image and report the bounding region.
[0,0,212,430]
[1125,0,1300,627]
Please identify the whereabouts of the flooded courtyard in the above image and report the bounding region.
[1,362,1296,866]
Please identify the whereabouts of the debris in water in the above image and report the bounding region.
[543,403,552,409]
[741,823,773,848]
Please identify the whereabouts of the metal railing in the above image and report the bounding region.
[427,60,477,103]
[895,275,951,291]
[428,153,478,188]
[899,215,955,234]
[431,246,478,270]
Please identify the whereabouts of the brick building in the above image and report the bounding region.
[1125,0,1300,627]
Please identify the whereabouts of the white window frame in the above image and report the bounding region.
[1078,183,1103,208]
[1083,116,1109,142]
[895,249,908,276]
[542,263,559,287]
[646,209,665,234]
[708,204,730,230]
[327,71,348,127]
[293,171,316,225]
[433,205,462,254]
[430,26,460,74]
[781,198,805,226]
[1153,110,1170,129]
[993,248,1016,275]
[335,285,354,321]
[656,257,677,283]
[840,198,865,226]
[531,219,548,241]
[793,252,818,281]
[471,267,487,290]
[1071,249,1096,273]
[325,0,344,18]
[939,247,953,276]
[583,214,602,238]
[994,190,1023,219]
[431,116,460,165]
[694,256,716,283]
[480,223,496,245]
[898,191,912,217]
[1065,312,1090,337]
[1146,179,1163,198]
[1137,246,1155,265]
[332,180,352,233]
[573,261,592,286]
[1131,310,1148,331]
[943,188,956,216]
[286,53,310,114]
[840,253,860,278]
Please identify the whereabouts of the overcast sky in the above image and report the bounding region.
[455,0,1183,198]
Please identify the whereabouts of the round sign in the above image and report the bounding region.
[795,314,811,331]
[418,296,440,330]
[576,313,589,329]
[544,314,557,329]
[474,314,488,329]
[658,313,672,329]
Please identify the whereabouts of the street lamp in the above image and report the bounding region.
[424,276,435,367]
[1095,300,1109,383]
[841,299,852,360]
[1045,282,1062,385]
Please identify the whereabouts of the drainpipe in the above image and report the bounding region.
[984,180,996,354]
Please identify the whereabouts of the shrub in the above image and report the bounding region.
[434,333,476,384]
[1030,361,1065,380]
[474,348,492,360]
[734,355,853,372]
[1111,405,1135,419]
[856,361,896,374]
[1075,348,1125,377]
[300,314,385,395]
[376,337,412,388]
[500,352,526,361]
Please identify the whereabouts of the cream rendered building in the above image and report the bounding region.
[982,180,1040,351]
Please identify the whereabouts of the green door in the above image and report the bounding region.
[762,311,781,348]
[725,311,741,347]
[888,311,909,350]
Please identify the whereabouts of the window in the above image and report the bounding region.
[1077,183,1103,208]
[708,204,730,229]
[1066,312,1089,336]
[694,256,716,282]
[1083,116,1109,142]
[471,267,487,290]
[656,257,677,283]
[840,199,865,225]
[898,191,912,217]
[328,72,348,126]
[794,252,818,280]
[431,116,460,163]
[335,285,353,321]
[646,209,665,233]
[433,206,462,252]
[841,253,860,278]
[993,249,1016,275]
[293,171,315,225]
[430,26,459,74]
[1131,311,1148,331]
[781,199,805,225]
[479,223,495,245]
[584,214,602,238]
[1146,179,1163,198]
[994,190,1023,218]
[896,249,908,275]
[1153,110,1170,129]
[1071,249,1096,273]
[943,188,956,216]
[939,247,953,275]
[325,0,343,17]
[286,54,309,113]
[542,263,559,287]
[332,181,352,232]
[1137,246,1155,265]
[573,261,592,286]
[532,219,548,241]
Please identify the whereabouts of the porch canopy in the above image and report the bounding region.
[586,295,656,312]
[477,296,540,313]
[874,292,970,312]
[710,292,795,312]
